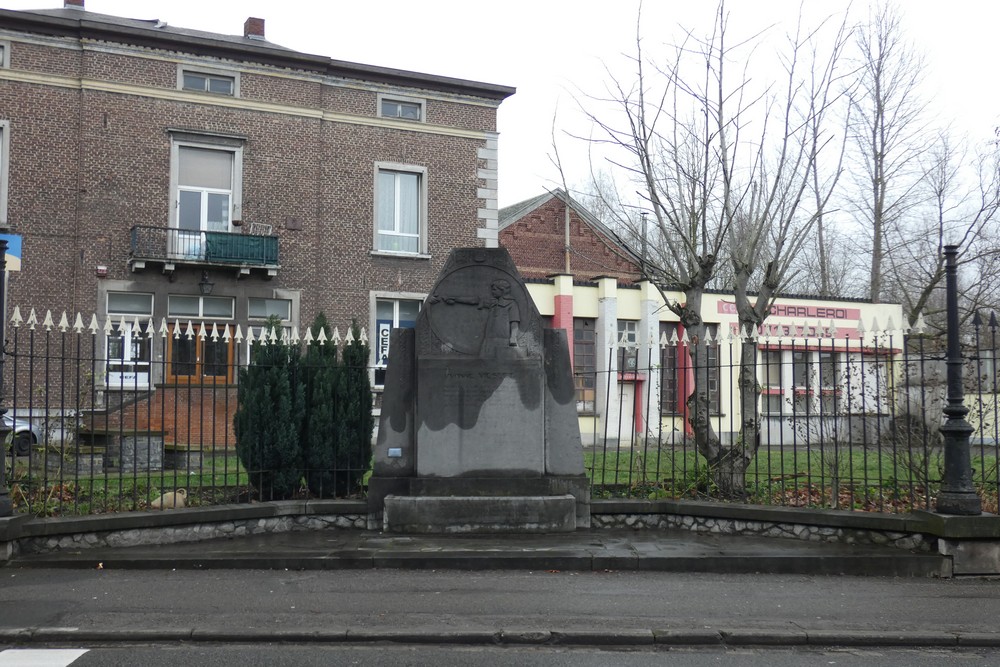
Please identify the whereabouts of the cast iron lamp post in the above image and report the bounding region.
[935,245,982,515]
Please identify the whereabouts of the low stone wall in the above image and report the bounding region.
[3,498,999,574]
[18,514,367,556]
[591,513,932,551]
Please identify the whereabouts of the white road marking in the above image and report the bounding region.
[0,649,89,666]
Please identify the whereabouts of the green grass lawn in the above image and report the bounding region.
[585,445,999,511]
[13,444,998,516]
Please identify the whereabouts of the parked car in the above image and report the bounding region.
[3,413,41,456]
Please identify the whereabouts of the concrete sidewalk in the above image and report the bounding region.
[8,527,947,577]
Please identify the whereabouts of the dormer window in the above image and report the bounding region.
[379,95,423,122]
[181,69,236,96]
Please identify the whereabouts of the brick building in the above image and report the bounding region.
[499,189,904,446]
[0,2,512,447]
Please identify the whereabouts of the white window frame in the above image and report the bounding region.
[761,349,846,416]
[377,93,425,122]
[168,134,244,259]
[105,292,154,389]
[244,290,300,362]
[0,120,9,228]
[372,163,428,257]
[167,294,235,320]
[177,65,239,97]
[248,297,292,322]
[0,41,10,69]
[371,292,424,386]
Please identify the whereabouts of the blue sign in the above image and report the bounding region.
[0,234,21,272]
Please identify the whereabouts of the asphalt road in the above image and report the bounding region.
[3,645,998,667]
[0,568,998,640]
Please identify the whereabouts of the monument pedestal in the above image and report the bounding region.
[369,248,590,533]
[369,475,590,531]
[384,494,578,533]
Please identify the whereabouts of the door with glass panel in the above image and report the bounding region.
[166,295,235,384]
[172,146,233,260]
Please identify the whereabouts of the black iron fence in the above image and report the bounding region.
[2,312,997,516]
[1,316,371,516]
[582,325,998,513]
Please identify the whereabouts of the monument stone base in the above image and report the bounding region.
[383,494,577,533]
[368,475,591,531]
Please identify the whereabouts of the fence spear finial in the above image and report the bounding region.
[26,308,37,331]
[359,327,368,345]
[303,327,314,346]
[42,310,54,331]
[57,312,69,332]
[10,306,21,329]
[73,313,85,334]
[914,313,927,334]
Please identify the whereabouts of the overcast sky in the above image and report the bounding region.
[3,0,999,207]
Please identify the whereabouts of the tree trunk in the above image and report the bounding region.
[680,287,723,472]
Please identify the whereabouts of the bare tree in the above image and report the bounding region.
[882,132,1000,333]
[580,2,848,495]
[847,1,930,303]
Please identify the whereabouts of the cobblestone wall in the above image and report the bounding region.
[591,513,934,552]
[16,514,367,556]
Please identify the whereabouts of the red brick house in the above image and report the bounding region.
[0,1,513,446]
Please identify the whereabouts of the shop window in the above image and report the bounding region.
[374,297,421,386]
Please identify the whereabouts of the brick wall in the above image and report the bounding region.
[0,15,506,426]
[500,196,641,283]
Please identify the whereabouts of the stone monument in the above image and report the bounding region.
[368,247,590,532]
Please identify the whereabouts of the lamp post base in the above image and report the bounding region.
[936,491,982,516]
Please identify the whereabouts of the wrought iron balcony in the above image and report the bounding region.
[129,225,280,276]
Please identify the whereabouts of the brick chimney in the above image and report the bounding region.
[64,0,85,8]
[244,17,265,40]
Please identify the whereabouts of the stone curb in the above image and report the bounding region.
[8,551,947,578]
[0,627,997,648]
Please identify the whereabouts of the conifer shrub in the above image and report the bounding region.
[235,314,374,500]
[234,316,305,500]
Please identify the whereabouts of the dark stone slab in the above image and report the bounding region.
[369,247,589,529]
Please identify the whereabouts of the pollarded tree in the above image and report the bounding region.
[581,2,848,495]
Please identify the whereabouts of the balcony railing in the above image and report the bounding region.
[129,226,279,275]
